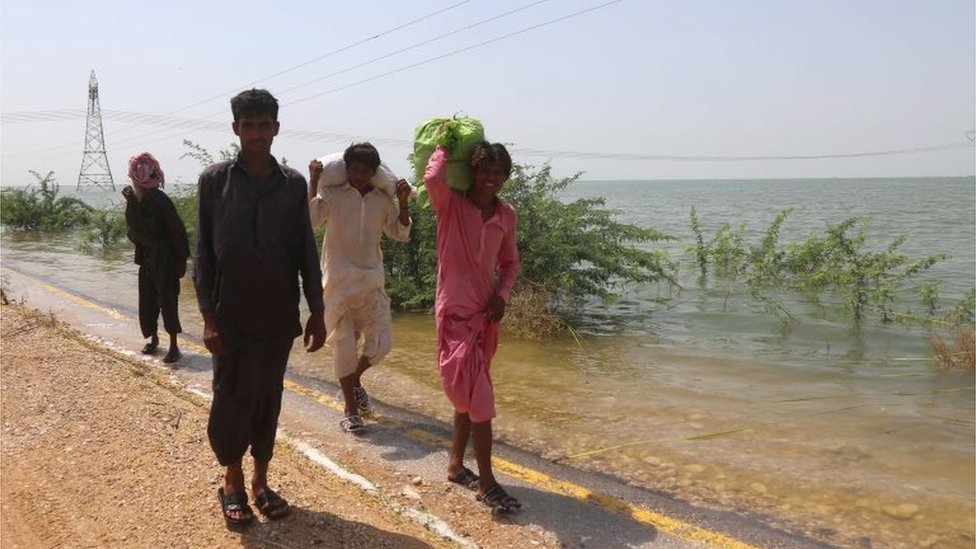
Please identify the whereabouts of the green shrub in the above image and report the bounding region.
[180,139,239,167]
[688,209,969,328]
[381,192,438,311]
[382,163,679,332]
[0,171,92,230]
[79,207,126,253]
[505,164,677,308]
[169,189,197,255]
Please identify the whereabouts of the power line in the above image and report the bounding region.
[0,109,86,123]
[72,0,627,154]
[276,0,554,96]
[158,0,479,118]
[3,109,972,163]
[512,141,976,162]
[2,1,477,157]
[286,0,626,106]
[4,1,971,165]
[106,0,556,150]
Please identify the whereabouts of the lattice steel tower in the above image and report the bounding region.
[77,70,114,191]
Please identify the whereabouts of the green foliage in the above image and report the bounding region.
[380,194,439,311]
[79,207,126,253]
[918,281,941,317]
[789,219,950,324]
[169,189,198,255]
[688,209,967,328]
[174,139,246,256]
[711,222,749,280]
[222,143,243,161]
[383,163,679,322]
[688,206,709,278]
[505,164,677,307]
[181,139,240,167]
[950,289,976,325]
[747,207,792,290]
[0,171,93,230]
[73,189,196,257]
[180,140,216,167]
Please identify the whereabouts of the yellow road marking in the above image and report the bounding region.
[3,266,760,549]
[3,268,128,320]
[395,424,755,548]
[284,379,344,413]
[492,460,756,549]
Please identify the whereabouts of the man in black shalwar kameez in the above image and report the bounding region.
[193,88,326,527]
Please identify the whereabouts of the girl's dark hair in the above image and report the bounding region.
[469,141,512,178]
[230,88,279,122]
[343,142,381,171]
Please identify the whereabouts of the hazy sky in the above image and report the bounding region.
[2,0,974,188]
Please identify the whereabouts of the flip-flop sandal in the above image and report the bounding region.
[447,466,480,491]
[340,414,365,434]
[218,487,254,527]
[162,347,182,364]
[353,386,374,417]
[477,483,522,515]
[254,488,290,520]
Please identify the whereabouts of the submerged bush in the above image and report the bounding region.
[0,171,92,230]
[79,207,126,253]
[687,207,973,330]
[931,328,976,371]
[507,165,677,308]
[383,163,679,337]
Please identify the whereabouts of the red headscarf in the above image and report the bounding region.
[128,152,165,190]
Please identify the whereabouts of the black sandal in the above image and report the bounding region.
[162,347,182,364]
[476,483,522,514]
[447,466,480,491]
[218,487,254,527]
[141,337,159,355]
[254,488,290,519]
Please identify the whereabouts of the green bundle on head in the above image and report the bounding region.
[413,116,485,191]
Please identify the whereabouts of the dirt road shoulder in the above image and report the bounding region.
[0,302,462,549]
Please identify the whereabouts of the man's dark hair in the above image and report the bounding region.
[230,89,279,122]
[343,142,381,171]
[470,141,512,178]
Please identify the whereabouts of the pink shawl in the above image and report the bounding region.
[128,152,165,190]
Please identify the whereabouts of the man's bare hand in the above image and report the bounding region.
[203,317,225,356]
[304,310,326,352]
[308,159,323,188]
[395,179,412,205]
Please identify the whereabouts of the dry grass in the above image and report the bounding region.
[503,285,568,340]
[931,328,976,371]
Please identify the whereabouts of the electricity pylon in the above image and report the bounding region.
[77,70,114,191]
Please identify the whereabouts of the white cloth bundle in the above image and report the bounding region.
[314,152,416,198]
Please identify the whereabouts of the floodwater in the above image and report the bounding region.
[2,176,973,548]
